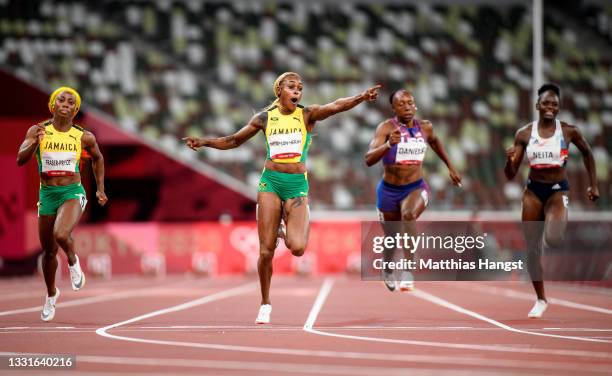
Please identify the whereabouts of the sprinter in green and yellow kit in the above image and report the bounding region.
[17,86,107,322]
[183,72,380,324]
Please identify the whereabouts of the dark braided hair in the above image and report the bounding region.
[537,83,560,102]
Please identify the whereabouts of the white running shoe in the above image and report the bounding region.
[382,271,396,292]
[41,288,60,322]
[255,304,272,324]
[528,299,548,318]
[69,255,86,291]
[398,271,415,292]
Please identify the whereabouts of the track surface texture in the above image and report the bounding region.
[0,275,611,375]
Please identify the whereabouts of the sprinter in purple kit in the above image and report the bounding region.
[365,89,461,291]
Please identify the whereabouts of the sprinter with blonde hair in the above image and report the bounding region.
[183,73,380,323]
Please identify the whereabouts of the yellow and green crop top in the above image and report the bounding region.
[264,105,312,164]
[36,121,84,176]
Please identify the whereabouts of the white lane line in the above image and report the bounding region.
[0,326,75,330]
[0,279,191,317]
[0,290,151,317]
[302,279,612,361]
[543,328,612,332]
[0,330,95,334]
[93,278,612,369]
[96,283,257,338]
[6,329,612,337]
[90,277,612,371]
[9,325,608,332]
[20,325,612,332]
[0,278,161,301]
[456,284,612,315]
[304,278,334,330]
[0,276,187,301]
[412,289,612,344]
[6,326,612,335]
[130,325,476,330]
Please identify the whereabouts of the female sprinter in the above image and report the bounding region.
[365,89,461,292]
[183,72,380,323]
[17,87,108,321]
[504,83,598,318]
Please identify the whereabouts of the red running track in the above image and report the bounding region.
[0,275,611,375]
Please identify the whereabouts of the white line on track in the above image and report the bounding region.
[92,278,612,371]
[0,326,75,330]
[5,328,612,336]
[128,325,478,330]
[0,275,184,298]
[0,278,156,301]
[7,324,612,332]
[412,289,612,343]
[0,279,194,317]
[96,283,258,338]
[0,290,153,317]
[453,284,612,315]
[543,328,612,331]
[303,278,612,362]
[0,330,94,334]
[304,278,334,330]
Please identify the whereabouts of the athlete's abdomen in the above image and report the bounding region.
[383,164,423,186]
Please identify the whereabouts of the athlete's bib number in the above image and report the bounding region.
[528,136,564,169]
[41,151,77,176]
[396,138,426,165]
[268,132,303,160]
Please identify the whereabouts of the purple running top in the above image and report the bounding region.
[382,117,428,165]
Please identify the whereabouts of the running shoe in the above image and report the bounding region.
[382,271,396,292]
[255,304,272,324]
[41,288,60,322]
[398,271,415,292]
[69,255,86,291]
[527,299,548,318]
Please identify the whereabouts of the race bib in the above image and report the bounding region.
[41,151,77,176]
[268,132,303,160]
[527,135,564,168]
[396,138,427,165]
